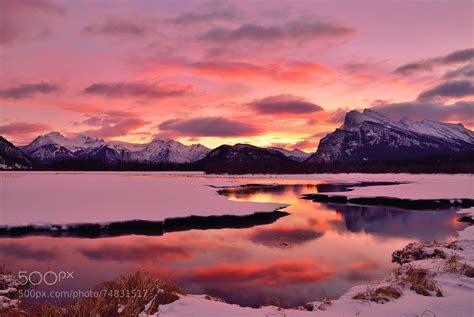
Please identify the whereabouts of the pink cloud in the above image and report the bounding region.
[83,81,193,99]
[0,0,65,45]
[0,122,50,136]
[159,117,262,137]
[248,94,323,115]
[192,60,328,83]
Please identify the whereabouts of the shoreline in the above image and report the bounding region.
[1,210,472,316]
[1,177,472,316]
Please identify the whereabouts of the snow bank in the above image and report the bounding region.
[0,172,284,226]
[1,172,472,226]
[0,273,20,309]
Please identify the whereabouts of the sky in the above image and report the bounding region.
[0,0,473,151]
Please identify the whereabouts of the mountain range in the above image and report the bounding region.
[1,109,473,172]
[19,132,211,165]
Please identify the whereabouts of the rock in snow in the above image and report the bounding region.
[307,109,474,163]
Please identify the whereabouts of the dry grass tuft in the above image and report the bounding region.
[73,270,181,316]
[441,254,474,278]
[442,254,462,273]
[400,266,442,297]
[352,285,402,303]
[461,263,474,277]
[392,243,446,265]
[0,271,181,317]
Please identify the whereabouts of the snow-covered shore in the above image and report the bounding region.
[1,172,472,227]
[4,220,469,316]
[1,172,472,316]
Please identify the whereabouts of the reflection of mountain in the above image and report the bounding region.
[326,203,466,241]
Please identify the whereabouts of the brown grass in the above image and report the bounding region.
[442,254,474,277]
[0,271,182,317]
[460,263,474,277]
[392,244,446,265]
[442,254,462,273]
[352,285,402,303]
[400,266,442,297]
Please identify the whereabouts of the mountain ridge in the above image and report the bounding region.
[307,109,474,163]
[2,109,473,172]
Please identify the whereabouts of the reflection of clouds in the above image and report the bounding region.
[306,217,319,226]
[191,259,335,285]
[326,218,347,232]
[0,242,58,260]
[80,242,192,262]
[340,261,382,282]
[182,259,338,308]
[249,227,322,248]
[326,203,466,241]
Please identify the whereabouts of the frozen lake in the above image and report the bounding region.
[0,172,472,307]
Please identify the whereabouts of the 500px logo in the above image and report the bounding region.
[18,271,74,286]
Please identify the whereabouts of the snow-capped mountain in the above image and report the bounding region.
[268,147,311,162]
[21,132,106,163]
[0,136,33,169]
[20,132,210,164]
[130,139,210,164]
[307,109,474,163]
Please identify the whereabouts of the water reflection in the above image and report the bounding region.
[0,183,467,308]
[328,203,464,241]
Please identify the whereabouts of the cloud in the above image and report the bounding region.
[171,9,235,25]
[78,111,150,139]
[311,131,333,138]
[83,81,192,99]
[417,80,474,100]
[0,0,65,45]
[443,63,474,79]
[0,82,60,99]
[372,100,474,124]
[159,117,261,137]
[293,139,318,150]
[192,60,326,82]
[199,20,354,42]
[82,118,148,139]
[395,48,474,75]
[0,122,50,135]
[248,94,323,115]
[82,18,153,37]
[326,108,352,124]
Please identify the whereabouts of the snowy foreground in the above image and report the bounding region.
[1,172,473,316]
[1,219,472,316]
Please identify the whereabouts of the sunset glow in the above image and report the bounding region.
[0,0,473,151]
